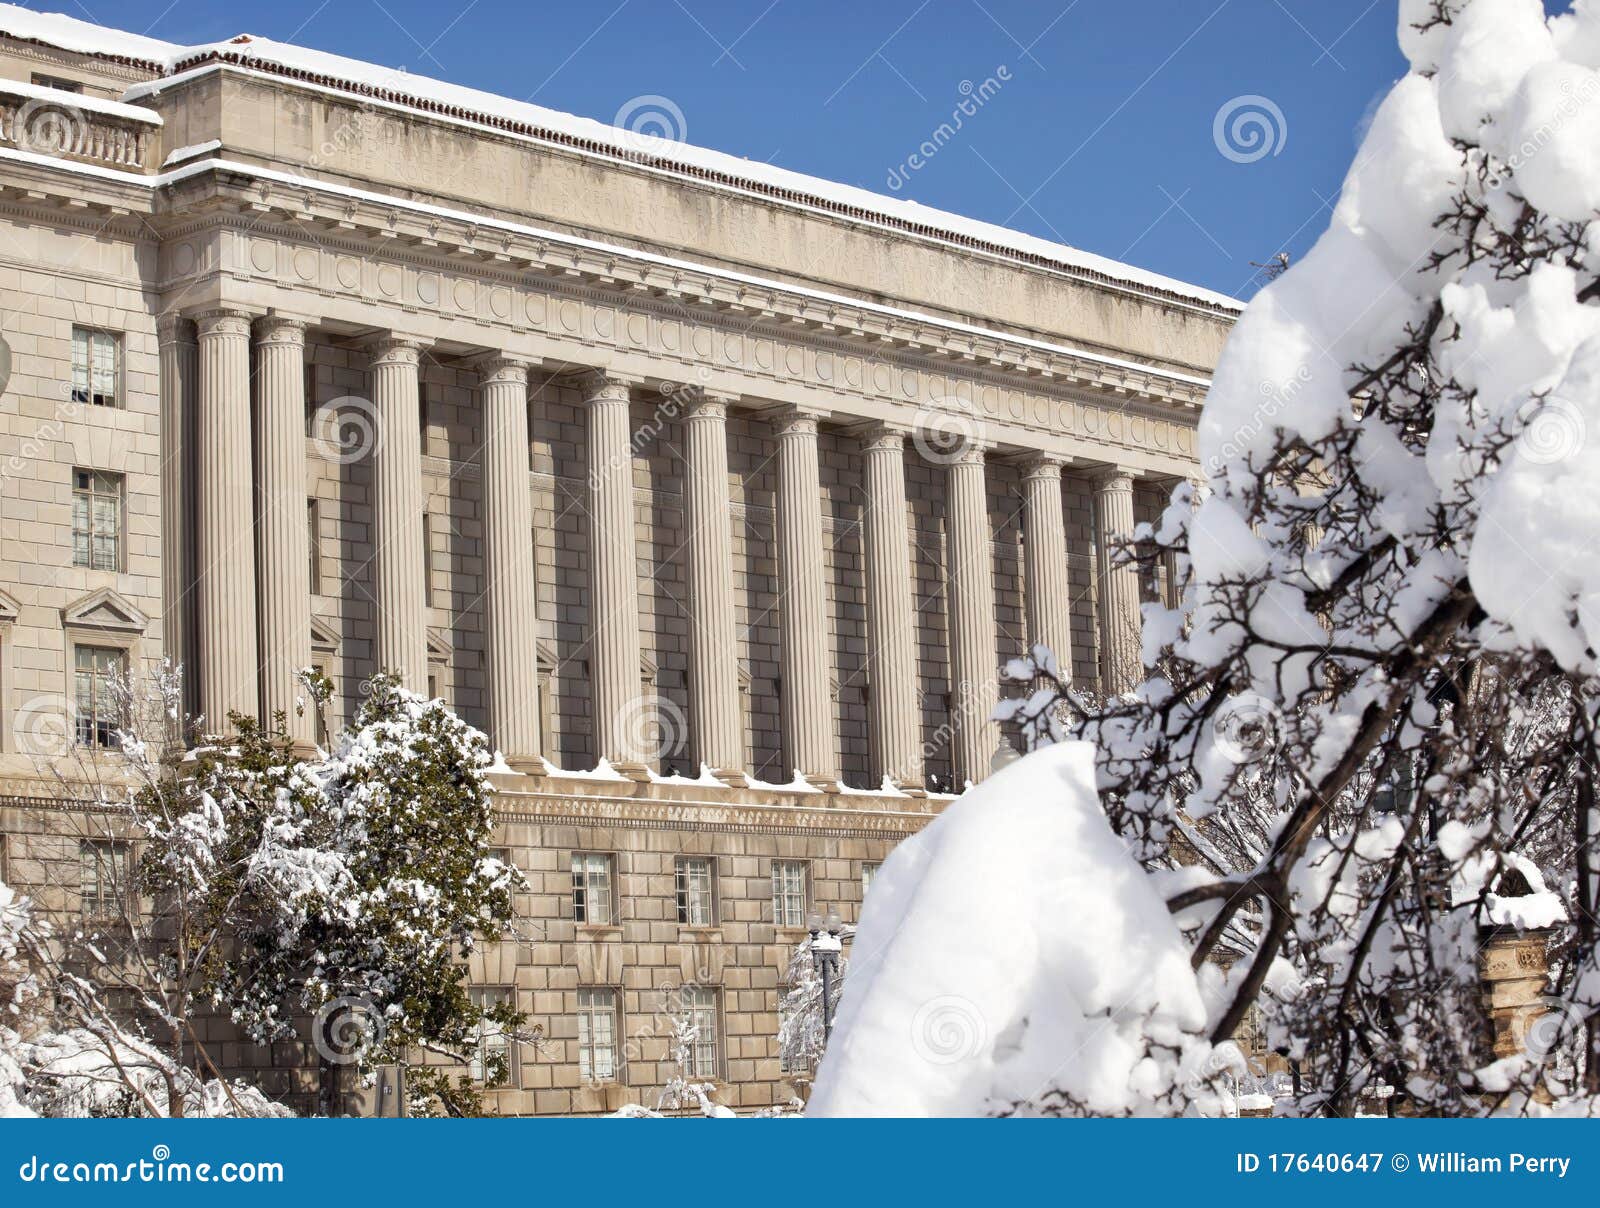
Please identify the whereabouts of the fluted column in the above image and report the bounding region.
[1020,454,1073,676]
[479,355,541,767]
[583,370,646,772]
[157,314,198,727]
[683,394,744,781]
[195,309,259,731]
[254,315,314,746]
[1095,468,1143,694]
[773,407,836,786]
[946,442,998,787]
[860,423,921,790]
[368,336,428,689]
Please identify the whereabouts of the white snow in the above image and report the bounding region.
[0,4,1238,313]
[806,741,1216,1117]
[0,75,162,124]
[1195,0,1600,682]
[160,138,219,167]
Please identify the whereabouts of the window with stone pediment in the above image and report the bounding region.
[73,644,126,749]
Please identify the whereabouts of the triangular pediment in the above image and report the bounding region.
[0,586,21,625]
[536,638,558,672]
[426,627,452,664]
[309,617,341,657]
[61,587,148,635]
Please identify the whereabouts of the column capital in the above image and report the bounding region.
[771,404,827,437]
[254,313,309,345]
[683,395,730,421]
[576,367,638,402]
[1017,451,1070,480]
[473,353,535,386]
[855,420,911,453]
[155,312,196,345]
[365,333,426,365]
[193,308,253,339]
[1087,462,1140,489]
[946,438,991,467]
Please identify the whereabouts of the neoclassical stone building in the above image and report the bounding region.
[0,8,1237,1113]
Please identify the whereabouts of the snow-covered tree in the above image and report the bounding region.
[1002,0,1600,1116]
[818,0,1600,1118]
[16,667,528,1115]
[777,935,847,1078]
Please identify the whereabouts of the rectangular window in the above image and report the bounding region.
[571,852,615,926]
[303,359,318,435]
[32,74,84,93]
[680,986,720,1080]
[307,498,321,594]
[467,985,516,1087]
[861,862,881,900]
[675,856,715,927]
[421,511,434,607]
[771,860,808,928]
[72,469,122,571]
[70,327,120,407]
[576,987,620,1082]
[74,645,126,749]
[79,839,129,917]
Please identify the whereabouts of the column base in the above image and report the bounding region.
[711,767,749,788]
[894,778,929,798]
[503,754,548,778]
[609,760,653,783]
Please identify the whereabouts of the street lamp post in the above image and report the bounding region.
[806,906,844,1044]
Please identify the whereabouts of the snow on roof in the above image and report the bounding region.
[0,74,160,124]
[0,4,1241,315]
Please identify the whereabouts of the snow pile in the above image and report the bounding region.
[806,742,1221,1117]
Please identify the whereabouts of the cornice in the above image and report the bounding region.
[141,57,1238,322]
[145,162,1214,408]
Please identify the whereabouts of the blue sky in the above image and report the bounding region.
[51,1,1430,298]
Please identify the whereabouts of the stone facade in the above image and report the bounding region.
[0,12,1235,1114]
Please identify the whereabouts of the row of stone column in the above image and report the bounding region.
[158,312,1147,788]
